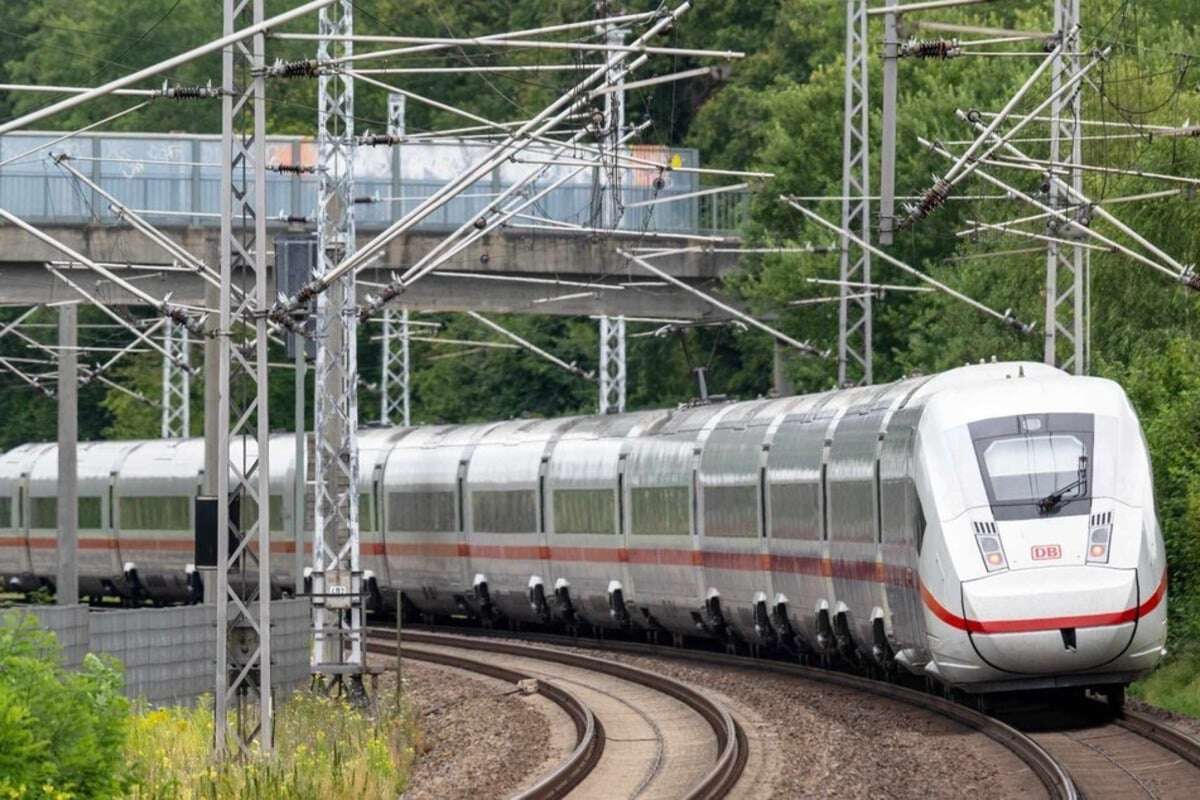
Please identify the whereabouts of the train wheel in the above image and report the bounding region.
[1106,684,1126,716]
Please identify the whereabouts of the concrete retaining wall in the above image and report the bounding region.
[4,601,311,706]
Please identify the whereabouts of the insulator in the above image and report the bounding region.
[899,37,961,60]
[265,59,320,78]
[358,134,402,147]
[158,83,222,100]
[353,196,376,205]
[900,178,952,228]
[271,164,315,175]
[284,214,308,225]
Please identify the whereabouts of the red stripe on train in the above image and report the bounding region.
[919,572,1167,634]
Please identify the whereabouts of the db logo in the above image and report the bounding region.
[1031,544,1062,561]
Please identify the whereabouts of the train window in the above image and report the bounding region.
[703,485,758,538]
[769,482,821,540]
[30,497,56,528]
[915,500,926,554]
[970,413,1094,520]
[238,494,286,533]
[630,486,690,536]
[0,497,10,528]
[388,491,456,533]
[472,490,538,534]
[982,435,1085,502]
[359,494,376,533]
[120,496,191,531]
[553,488,616,535]
[78,497,102,530]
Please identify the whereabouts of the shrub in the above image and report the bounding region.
[125,691,416,800]
[0,612,131,799]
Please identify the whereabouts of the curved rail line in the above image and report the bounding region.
[367,629,748,800]
[1004,700,1200,799]
[371,624,1076,800]
[366,637,603,800]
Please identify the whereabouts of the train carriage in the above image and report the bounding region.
[0,361,1168,697]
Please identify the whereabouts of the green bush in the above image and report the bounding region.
[0,612,131,800]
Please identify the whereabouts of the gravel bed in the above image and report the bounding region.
[370,658,555,800]
[502,639,1045,799]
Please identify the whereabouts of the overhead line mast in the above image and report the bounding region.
[214,0,273,757]
[311,0,366,699]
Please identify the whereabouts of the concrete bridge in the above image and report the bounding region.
[0,131,751,319]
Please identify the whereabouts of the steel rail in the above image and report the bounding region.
[368,629,748,800]
[365,638,603,800]
[1007,697,1200,798]
[376,625,1072,800]
[1116,708,1200,770]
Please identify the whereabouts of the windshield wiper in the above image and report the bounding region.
[1037,455,1089,514]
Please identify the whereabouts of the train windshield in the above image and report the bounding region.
[969,414,1093,520]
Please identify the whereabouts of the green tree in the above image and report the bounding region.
[0,613,131,799]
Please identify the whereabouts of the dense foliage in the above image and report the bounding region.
[0,2,1197,650]
[0,613,129,799]
[125,692,415,800]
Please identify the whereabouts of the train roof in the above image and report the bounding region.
[0,362,1093,476]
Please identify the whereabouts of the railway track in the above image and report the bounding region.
[365,630,747,800]
[368,624,1075,799]
[1002,700,1200,799]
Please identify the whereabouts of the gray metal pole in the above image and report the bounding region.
[878,1,899,246]
[56,304,78,606]
[772,340,794,397]
[293,343,306,595]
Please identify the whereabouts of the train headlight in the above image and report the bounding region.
[1087,524,1112,564]
[976,533,1008,572]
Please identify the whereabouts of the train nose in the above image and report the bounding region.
[960,567,1139,675]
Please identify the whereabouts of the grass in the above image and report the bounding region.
[1130,652,1200,719]
[122,690,419,799]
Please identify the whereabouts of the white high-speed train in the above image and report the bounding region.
[0,362,1167,695]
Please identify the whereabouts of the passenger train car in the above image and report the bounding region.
[0,362,1168,695]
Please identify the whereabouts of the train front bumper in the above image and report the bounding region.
[959,566,1140,675]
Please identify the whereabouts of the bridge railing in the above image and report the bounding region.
[0,132,749,237]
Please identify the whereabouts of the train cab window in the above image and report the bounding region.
[387,490,456,533]
[0,497,10,528]
[553,489,616,535]
[631,486,690,536]
[30,497,56,528]
[970,414,1093,520]
[78,497,103,530]
[472,489,537,534]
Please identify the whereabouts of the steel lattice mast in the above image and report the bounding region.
[214,0,272,757]
[380,308,410,426]
[598,315,626,414]
[596,1,627,413]
[1044,0,1087,374]
[311,0,365,693]
[379,93,410,427]
[161,320,190,438]
[838,0,873,387]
